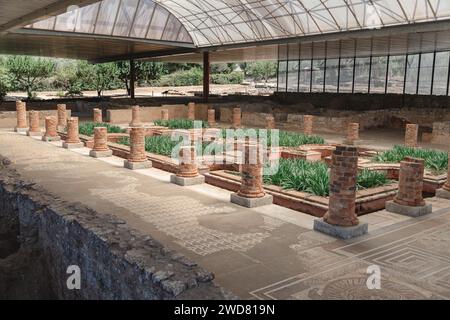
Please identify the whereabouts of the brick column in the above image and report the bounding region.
[89,127,112,158]
[63,117,84,149]
[171,145,204,185]
[161,109,169,121]
[27,111,41,136]
[42,116,60,141]
[266,116,275,130]
[187,102,195,120]
[405,124,419,148]
[346,122,360,145]
[314,146,368,239]
[230,143,273,207]
[57,104,67,129]
[207,109,216,127]
[232,107,241,128]
[303,115,314,135]
[93,108,102,123]
[15,101,28,132]
[386,157,432,216]
[124,127,151,169]
[129,105,143,127]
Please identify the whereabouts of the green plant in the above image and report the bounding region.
[211,71,244,85]
[6,56,56,99]
[263,159,390,197]
[157,68,203,87]
[374,145,448,174]
[0,65,9,101]
[78,122,125,136]
[246,61,277,84]
[154,119,209,129]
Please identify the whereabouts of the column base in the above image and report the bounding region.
[89,150,113,158]
[27,131,42,137]
[436,188,450,200]
[124,160,152,170]
[170,174,205,186]
[230,193,273,208]
[385,200,432,217]
[313,219,368,240]
[15,127,28,133]
[63,142,84,149]
[42,136,61,142]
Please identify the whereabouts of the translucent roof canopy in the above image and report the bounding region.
[23,0,450,48]
[24,0,193,44]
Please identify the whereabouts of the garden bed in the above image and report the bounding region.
[204,170,398,217]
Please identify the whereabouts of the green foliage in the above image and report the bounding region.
[158,68,203,86]
[119,135,182,157]
[374,145,448,174]
[246,61,277,83]
[211,71,244,85]
[78,122,125,136]
[88,63,120,97]
[0,65,9,101]
[6,56,56,99]
[263,159,390,197]
[222,129,324,147]
[154,119,209,129]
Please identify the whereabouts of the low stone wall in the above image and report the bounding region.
[107,104,209,124]
[431,121,450,145]
[0,157,233,300]
[0,110,71,128]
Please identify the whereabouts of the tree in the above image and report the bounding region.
[6,56,56,99]
[86,63,119,97]
[247,61,277,84]
[0,65,9,101]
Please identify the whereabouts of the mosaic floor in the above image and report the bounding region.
[1,130,449,300]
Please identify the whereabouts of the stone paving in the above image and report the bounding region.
[1,130,450,300]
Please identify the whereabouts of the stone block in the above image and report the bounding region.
[27,131,42,137]
[170,174,205,186]
[436,188,450,200]
[230,193,273,208]
[63,142,84,149]
[124,160,152,170]
[15,127,28,133]
[313,219,368,240]
[385,200,432,217]
[42,136,61,142]
[89,150,113,158]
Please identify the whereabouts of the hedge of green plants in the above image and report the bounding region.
[154,119,209,129]
[78,122,126,136]
[263,159,390,197]
[221,129,324,147]
[374,145,448,174]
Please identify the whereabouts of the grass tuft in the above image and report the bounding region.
[79,122,125,136]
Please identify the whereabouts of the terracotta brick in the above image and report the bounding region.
[207,109,216,127]
[28,111,40,133]
[129,105,142,127]
[177,145,199,178]
[232,107,241,128]
[161,109,169,121]
[323,145,359,227]
[43,116,58,138]
[57,104,67,127]
[266,116,275,129]
[93,108,102,123]
[66,117,81,144]
[394,157,425,207]
[346,122,359,144]
[92,127,110,152]
[128,127,147,162]
[405,124,419,148]
[15,100,27,129]
[303,115,314,135]
[237,143,266,199]
[187,102,195,120]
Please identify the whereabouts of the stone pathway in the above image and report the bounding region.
[1,130,450,299]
